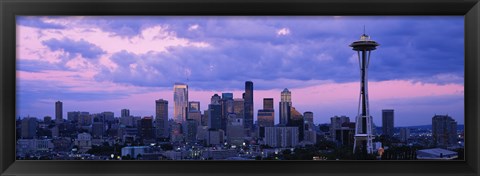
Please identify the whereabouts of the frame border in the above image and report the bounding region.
[1,0,479,176]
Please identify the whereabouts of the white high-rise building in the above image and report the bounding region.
[173,83,188,123]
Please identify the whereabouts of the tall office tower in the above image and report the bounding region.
[139,116,154,140]
[173,83,188,123]
[257,98,275,138]
[263,98,274,110]
[244,81,254,131]
[432,115,458,147]
[288,107,304,141]
[382,109,395,138]
[208,97,222,130]
[303,111,315,143]
[155,99,169,138]
[279,88,292,126]
[233,98,245,120]
[304,112,314,124]
[211,94,221,104]
[350,32,379,155]
[21,117,38,139]
[184,119,198,142]
[221,93,234,131]
[188,101,202,126]
[121,109,130,118]
[55,101,63,124]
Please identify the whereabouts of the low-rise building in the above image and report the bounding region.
[416,148,458,160]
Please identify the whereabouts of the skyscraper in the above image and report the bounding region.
[211,94,221,104]
[55,101,63,124]
[304,111,314,124]
[382,109,394,138]
[258,98,275,138]
[279,88,292,125]
[208,96,222,130]
[139,116,154,140]
[350,32,379,155]
[244,81,254,131]
[184,119,197,142]
[233,98,245,120]
[173,83,188,123]
[121,109,130,118]
[257,110,274,128]
[219,93,234,132]
[263,98,274,110]
[432,115,458,147]
[155,99,169,138]
[188,101,202,126]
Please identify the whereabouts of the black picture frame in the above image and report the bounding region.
[1,0,479,176]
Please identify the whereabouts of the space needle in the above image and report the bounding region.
[349,30,379,155]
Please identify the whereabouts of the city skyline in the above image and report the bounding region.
[16,16,464,126]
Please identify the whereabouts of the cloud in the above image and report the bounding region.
[42,38,105,59]
[277,27,290,36]
[16,16,465,125]
[17,16,66,29]
[188,24,200,31]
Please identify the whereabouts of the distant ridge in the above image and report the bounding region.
[388,124,464,131]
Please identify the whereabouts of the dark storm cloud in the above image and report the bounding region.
[92,16,463,90]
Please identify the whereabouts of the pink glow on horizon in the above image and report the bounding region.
[50,80,462,120]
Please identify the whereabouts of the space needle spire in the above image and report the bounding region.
[349,29,379,155]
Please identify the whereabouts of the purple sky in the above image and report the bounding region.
[16,16,464,126]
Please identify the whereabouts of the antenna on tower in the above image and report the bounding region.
[363,25,366,35]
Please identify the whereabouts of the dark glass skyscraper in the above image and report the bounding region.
[244,81,254,131]
[220,93,234,132]
[55,101,63,124]
[382,109,394,138]
[155,99,169,138]
[209,94,223,130]
[208,104,222,130]
[121,109,130,118]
